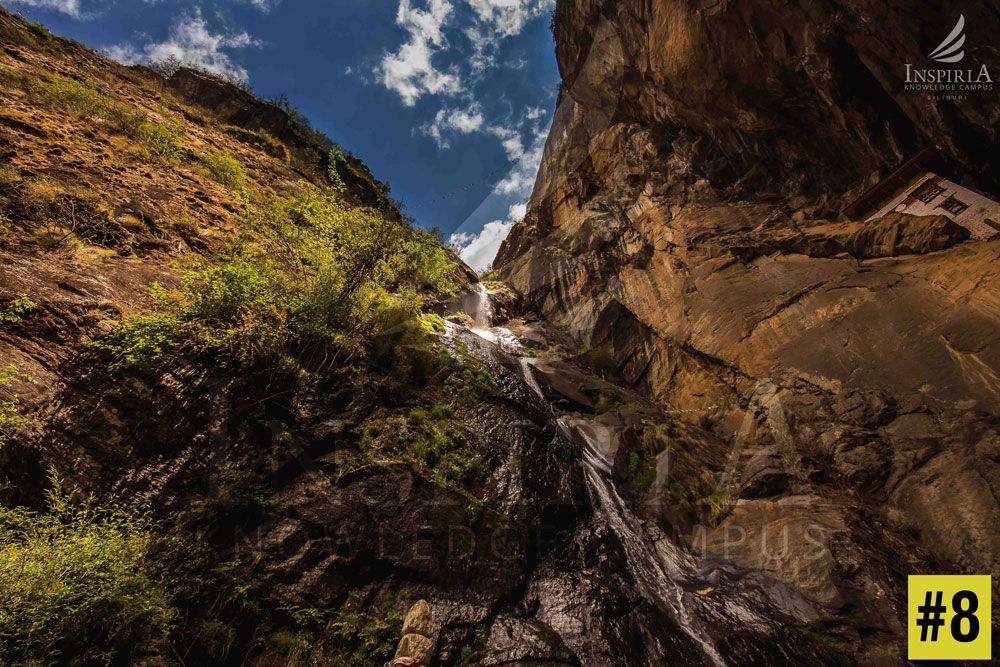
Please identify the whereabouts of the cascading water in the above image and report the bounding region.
[559,417,726,666]
[471,282,493,330]
[443,284,817,665]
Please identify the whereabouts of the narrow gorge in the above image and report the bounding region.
[0,1,998,665]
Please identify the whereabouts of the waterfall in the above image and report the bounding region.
[471,282,493,329]
[442,289,794,665]
[559,417,727,667]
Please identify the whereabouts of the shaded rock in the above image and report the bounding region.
[479,616,578,666]
[706,496,851,612]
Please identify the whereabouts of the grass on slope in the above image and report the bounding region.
[25,72,184,159]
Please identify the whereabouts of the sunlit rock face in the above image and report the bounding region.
[497,0,1000,659]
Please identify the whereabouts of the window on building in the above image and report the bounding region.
[912,180,944,204]
[939,195,969,216]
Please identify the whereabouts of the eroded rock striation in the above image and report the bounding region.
[497,0,1000,661]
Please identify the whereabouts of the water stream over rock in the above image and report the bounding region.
[438,284,841,666]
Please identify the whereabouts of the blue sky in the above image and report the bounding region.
[4,0,559,270]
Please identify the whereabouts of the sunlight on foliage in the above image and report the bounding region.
[200,150,247,190]
[0,473,174,664]
[0,294,35,324]
[99,186,457,372]
[327,144,346,192]
[26,73,183,158]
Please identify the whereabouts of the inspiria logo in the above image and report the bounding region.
[928,14,966,63]
[904,14,994,99]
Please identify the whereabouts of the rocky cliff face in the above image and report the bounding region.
[4,4,1000,665]
[497,0,1000,661]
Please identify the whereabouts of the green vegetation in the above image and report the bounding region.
[260,594,402,667]
[362,404,481,487]
[26,73,183,158]
[200,149,247,190]
[459,623,490,661]
[326,593,402,667]
[594,387,625,414]
[796,621,846,653]
[626,421,730,526]
[628,450,658,492]
[641,418,731,526]
[0,365,30,448]
[134,118,184,159]
[704,484,732,527]
[327,144,346,192]
[0,474,174,664]
[24,20,53,42]
[623,422,668,495]
[0,294,35,324]
[99,186,456,372]
[0,164,22,186]
[421,312,446,334]
[198,619,237,660]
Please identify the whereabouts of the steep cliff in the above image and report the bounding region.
[3,3,1000,665]
[498,0,1000,660]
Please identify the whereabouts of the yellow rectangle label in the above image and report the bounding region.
[908,575,992,660]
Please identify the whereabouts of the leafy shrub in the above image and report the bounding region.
[0,474,175,664]
[705,485,732,527]
[628,451,657,492]
[268,628,313,666]
[200,150,246,190]
[0,294,35,324]
[199,619,237,660]
[134,117,184,159]
[327,593,402,667]
[100,187,457,372]
[327,144,346,191]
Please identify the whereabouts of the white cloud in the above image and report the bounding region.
[379,0,461,106]
[491,121,546,195]
[450,218,515,272]
[105,12,258,84]
[422,102,485,147]
[525,106,544,120]
[378,0,552,102]
[245,0,277,11]
[465,0,553,37]
[6,0,82,17]
[462,0,553,73]
[448,200,527,272]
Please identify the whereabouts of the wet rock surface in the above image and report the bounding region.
[495,0,1000,663]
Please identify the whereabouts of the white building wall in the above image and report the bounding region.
[868,171,1000,240]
